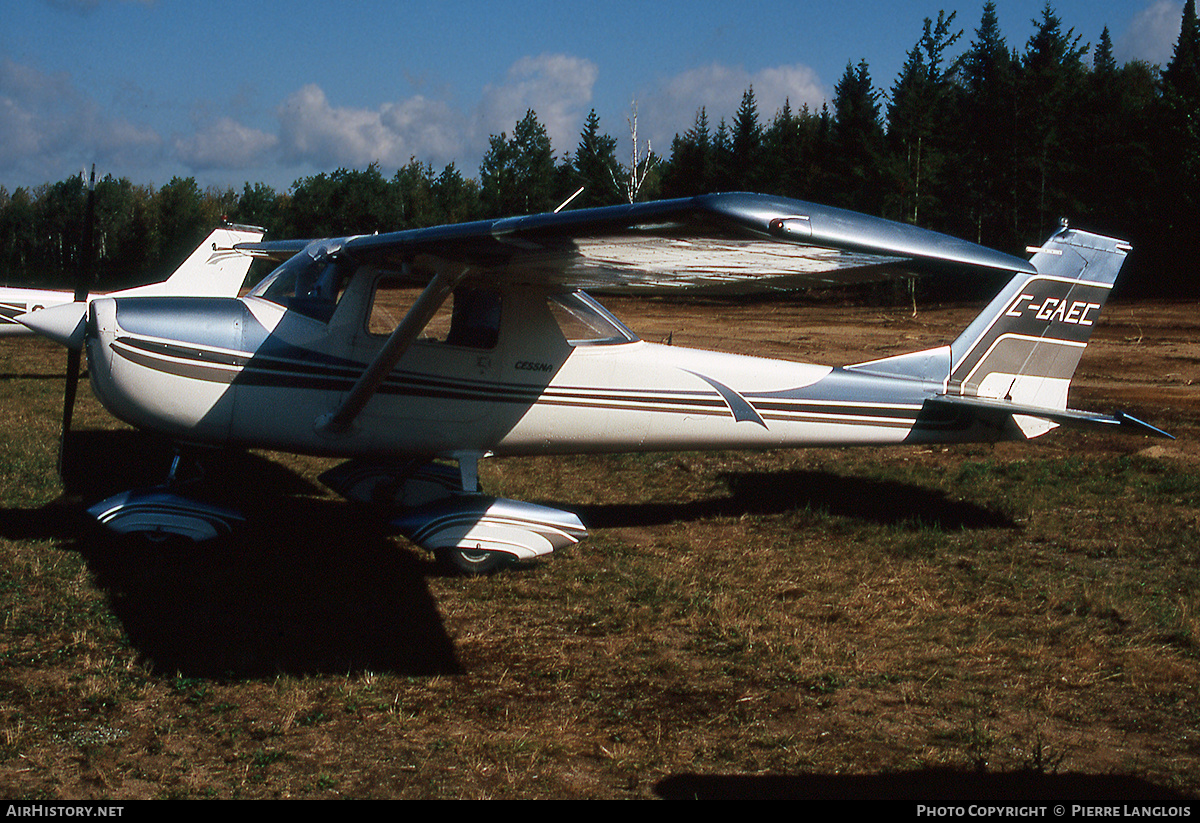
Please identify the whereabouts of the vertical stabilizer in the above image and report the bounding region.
[947,226,1130,435]
[117,225,264,299]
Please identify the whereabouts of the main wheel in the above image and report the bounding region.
[437,545,512,575]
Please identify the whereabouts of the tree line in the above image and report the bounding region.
[1,2,1197,298]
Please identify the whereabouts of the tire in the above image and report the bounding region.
[438,546,512,575]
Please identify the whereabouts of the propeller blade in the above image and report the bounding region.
[59,165,96,483]
[58,346,82,478]
[74,165,94,305]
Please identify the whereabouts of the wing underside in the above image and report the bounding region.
[237,193,1036,294]
[469,234,910,292]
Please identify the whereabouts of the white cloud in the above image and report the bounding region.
[0,58,161,183]
[474,54,599,155]
[0,50,829,188]
[379,96,469,165]
[639,62,828,150]
[1117,1,1183,66]
[174,117,279,171]
[277,84,404,169]
[275,84,471,173]
[745,65,827,118]
[270,54,598,175]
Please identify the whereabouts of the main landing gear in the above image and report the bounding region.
[83,448,588,576]
[320,453,587,575]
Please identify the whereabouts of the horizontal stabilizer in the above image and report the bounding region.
[924,395,1173,440]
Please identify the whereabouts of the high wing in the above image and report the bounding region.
[237,193,1035,292]
[40,194,1164,555]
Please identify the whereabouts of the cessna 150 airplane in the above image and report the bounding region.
[0,224,264,336]
[17,193,1169,572]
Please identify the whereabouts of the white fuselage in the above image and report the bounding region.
[83,265,964,463]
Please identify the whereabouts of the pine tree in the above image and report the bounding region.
[831,60,884,211]
[1155,0,1200,290]
[1093,26,1117,76]
[761,100,800,197]
[1079,27,1159,239]
[393,159,438,228]
[572,109,621,208]
[731,88,763,190]
[662,108,713,197]
[431,163,480,225]
[154,176,208,271]
[711,118,734,191]
[954,0,1018,247]
[1160,0,1200,200]
[0,187,37,283]
[232,182,281,237]
[479,110,558,216]
[1019,2,1090,238]
[886,11,962,225]
[1162,0,1200,106]
[286,164,399,237]
[511,110,557,213]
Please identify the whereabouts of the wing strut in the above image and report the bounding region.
[318,267,463,435]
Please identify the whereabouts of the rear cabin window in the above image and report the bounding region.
[547,292,637,345]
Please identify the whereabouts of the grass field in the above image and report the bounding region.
[0,296,1197,800]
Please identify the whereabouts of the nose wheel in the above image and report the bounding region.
[85,449,244,542]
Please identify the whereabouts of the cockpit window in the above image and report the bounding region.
[248,247,349,322]
[548,291,638,345]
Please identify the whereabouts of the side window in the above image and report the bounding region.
[445,287,502,348]
[368,276,500,349]
[547,292,637,345]
[367,275,451,338]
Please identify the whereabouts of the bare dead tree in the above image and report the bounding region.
[613,99,656,203]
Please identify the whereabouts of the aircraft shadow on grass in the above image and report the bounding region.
[569,468,1015,532]
[1,429,462,679]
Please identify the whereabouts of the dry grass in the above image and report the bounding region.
[0,298,1198,799]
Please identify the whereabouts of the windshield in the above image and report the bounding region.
[248,245,349,321]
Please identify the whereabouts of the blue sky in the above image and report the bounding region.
[0,0,1188,192]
